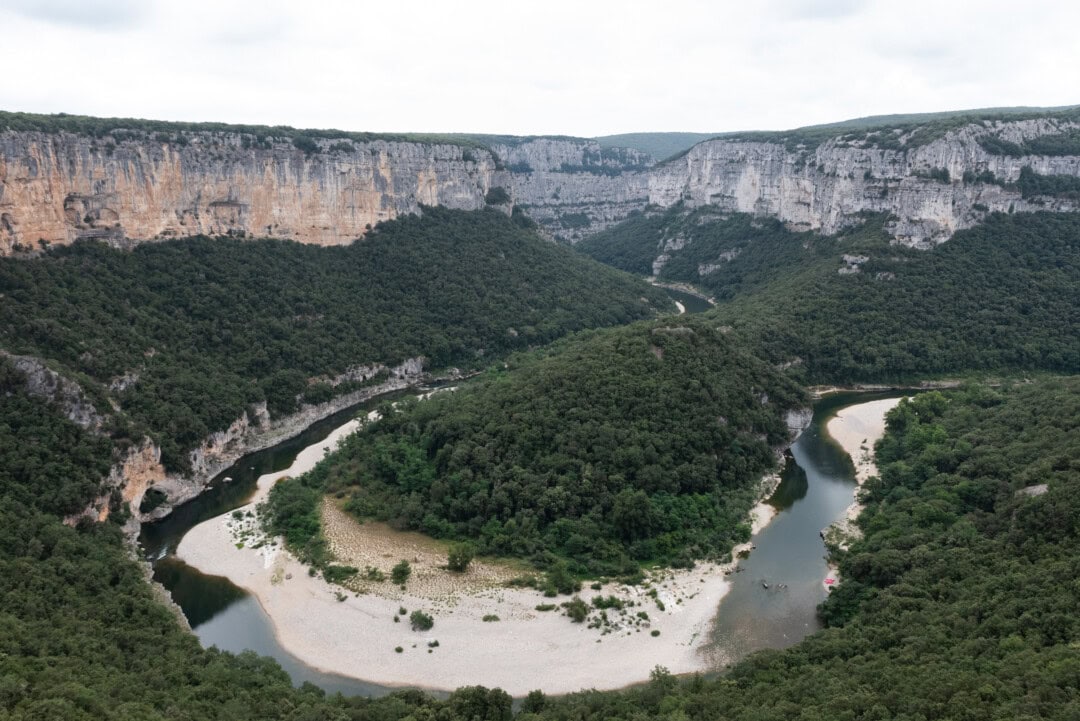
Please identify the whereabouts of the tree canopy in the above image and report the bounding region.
[267,317,807,576]
[0,207,669,469]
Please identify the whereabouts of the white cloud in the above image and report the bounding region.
[0,0,1076,136]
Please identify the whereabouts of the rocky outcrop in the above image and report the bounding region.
[3,351,105,430]
[68,357,429,525]
[650,118,1080,247]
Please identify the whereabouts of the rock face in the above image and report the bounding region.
[0,131,496,253]
[0,129,650,253]
[650,118,1080,247]
[3,351,105,430]
[59,356,429,526]
[4,114,1080,254]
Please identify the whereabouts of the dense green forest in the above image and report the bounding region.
[0,207,669,469]
[0,110,489,150]
[0,355,517,720]
[580,208,1080,383]
[6,350,1076,719]
[657,105,1080,157]
[526,378,1080,719]
[265,317,807,576]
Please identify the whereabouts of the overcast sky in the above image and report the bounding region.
[2,0,1077,137]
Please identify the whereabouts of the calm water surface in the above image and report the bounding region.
[705,391,903,661]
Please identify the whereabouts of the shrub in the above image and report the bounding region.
[410,610,434,631]
[394,646,403,653]
[651,629,661,637]
[535,603,557,612]
[323,565,359,584]
[564,596,589,623]
[484,187,511,205]
[447,542,475,572]
[482,614,500,622]
[391,559,412,585]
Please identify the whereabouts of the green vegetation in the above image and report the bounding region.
[267,316,806,576]
[409,610,434,631]
[727,105,1080,155]
[1017,166,1080,199]
[0,356,531,720]
[593,132,719,162]
[447,542,475,572]
[564,597,589,622]
[582,208,1080,383]
[0,110,491,150]
[0,207,669,469]
[980,127,1080,157]
[391,559,411,585]
[484,186,511,205]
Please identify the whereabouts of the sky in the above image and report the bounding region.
[2,0,1077,137]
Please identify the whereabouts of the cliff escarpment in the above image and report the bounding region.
[5,110,1080,254]
[0,121,650,253]
[0,130,496,253]
[650,116,1080,247]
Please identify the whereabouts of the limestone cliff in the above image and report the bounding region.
[650,117,1080,247]
[0,127,650,253]
[0,131,495,253]
[5,113,1080,254]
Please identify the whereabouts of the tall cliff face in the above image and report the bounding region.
[650,118,1080,247]
[0,129,651,253]
[0,131,499,253]
[5,114,1080,254]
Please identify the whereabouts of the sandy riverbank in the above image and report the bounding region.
[176,421,782,695]
[821,396,905,586]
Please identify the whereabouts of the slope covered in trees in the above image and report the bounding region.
[266,317,807,576]
[0,207,670,469]
[580,208,1080,383]
[7,348,1077,719]
[0,355,498,721]
[527,378,1080,719]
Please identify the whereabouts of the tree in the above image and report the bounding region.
[391,559,412,585]
[447,542,475,572]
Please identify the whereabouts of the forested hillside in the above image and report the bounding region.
[0,355,515,720]
[581,208,1080,383]
[0,207,670,469]
[265,317,807,576]
[6,350,1076,719]
[528,378,1080,719]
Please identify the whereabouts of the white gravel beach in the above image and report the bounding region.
[822,396,905,586]
[176,418,782,695]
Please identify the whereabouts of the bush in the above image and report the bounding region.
[391,559,412,585]
[484,187,511,205]
[564,596,589,623]
[447,542,475,572]
[410,610,434,631]
[482,614,500,622]
[323,565,359,584]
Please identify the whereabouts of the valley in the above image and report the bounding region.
[1,105,1077,721]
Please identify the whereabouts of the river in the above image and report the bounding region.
[141,383,904,694]
[139,286,899,693]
